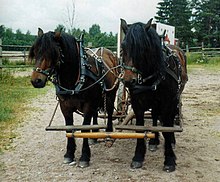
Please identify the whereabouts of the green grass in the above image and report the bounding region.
[186,53,220,71]
[0,70,49,153]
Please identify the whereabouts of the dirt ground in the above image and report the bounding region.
[0,67,220,182]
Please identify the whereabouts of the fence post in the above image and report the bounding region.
[0,38,2,75]
[23,49,26,63]
[186,44,189,53]
[201,42,205,60]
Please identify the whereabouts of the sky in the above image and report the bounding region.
[0,0,162,35]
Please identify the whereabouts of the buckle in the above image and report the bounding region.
[152,85,157,91]
[137,74,142,84]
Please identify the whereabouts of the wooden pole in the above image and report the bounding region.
[45,124,107,131]
[115,125,183,132]
[66,132,155,139]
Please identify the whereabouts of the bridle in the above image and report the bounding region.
[33,35,121,95]
[121,60,165,94]
[33,40,65,80]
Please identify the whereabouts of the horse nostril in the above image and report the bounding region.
[35,79,42,84]
[31,78,45,88]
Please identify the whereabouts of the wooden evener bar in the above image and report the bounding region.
[66,132,155,139]
[45,124,107,131]
[115,125,183,132]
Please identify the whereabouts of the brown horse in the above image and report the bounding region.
[29,29,119,168]
[120,18,187,172]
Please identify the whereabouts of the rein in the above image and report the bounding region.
[122,48,182,95]
[53,64,122,95]
[34,35,121,95]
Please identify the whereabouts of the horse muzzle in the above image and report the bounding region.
[31,72,47,88]
[123,78,138,88]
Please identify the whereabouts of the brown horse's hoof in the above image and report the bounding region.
[78,161,90,168]
[163,165,176,172]
[130,161,143,169]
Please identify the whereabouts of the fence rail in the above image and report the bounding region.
[184,46,220,57]
[0,41,31,69]
[1,40,220,69]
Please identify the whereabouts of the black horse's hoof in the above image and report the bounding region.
[63,157,74,164]
[130,161,143,169]
[148,144,158,152]
[163,165,176,173]
[78,161,90,168]
[69,160,77,166]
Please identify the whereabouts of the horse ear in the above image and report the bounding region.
[38,28,44,37]
[144,18,153,31]
[121,18,128,34]
[55,31,62,41]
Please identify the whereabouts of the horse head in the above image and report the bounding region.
[120,18,157,88]
[29,28,62,88]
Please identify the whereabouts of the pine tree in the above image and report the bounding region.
[170,0,193,46]
[192,0,220,47]
[155,0,172,23]
[155,0,193,47]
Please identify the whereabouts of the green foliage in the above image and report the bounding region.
[0,71,48,151]
[191,0,220,47]
[155,0,193,47]
[186,52,220,68]
[155,0,220,48]
[1,23,117,51]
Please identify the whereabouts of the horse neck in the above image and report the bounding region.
[58,48,80,89]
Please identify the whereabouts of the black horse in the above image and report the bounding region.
[29,28,119,168]
[120,18,187,172]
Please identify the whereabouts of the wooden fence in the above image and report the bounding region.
[184,45,220,57]
[0,39,31,69]
[1,39,220,69]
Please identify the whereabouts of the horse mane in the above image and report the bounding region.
[122,22,165,77]
[29,31,79,65]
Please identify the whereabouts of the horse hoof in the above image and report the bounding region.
[88,138,98,145]
[78,161,90,168]
[63,157,73,164]
[69,160,77,166]
[163,165,176,173]
[130,161,143,169]
[105,139,115,148]
[148,144,158,152]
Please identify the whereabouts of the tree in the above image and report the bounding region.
[0,25,5,38]
[155,0,193,47]
[192,0,220,47]
[170,0,193,45]
[89,24,101,37]
[155,0,172,23]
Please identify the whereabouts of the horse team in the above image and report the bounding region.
[29,18,187,172]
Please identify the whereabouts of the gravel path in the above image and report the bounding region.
[1,67,220,182]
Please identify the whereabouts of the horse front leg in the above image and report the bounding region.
[148,109,160,151]
[78,112,92,168]
[131,109,146,169]
[161,114,176,172]
[60,105,76,164]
